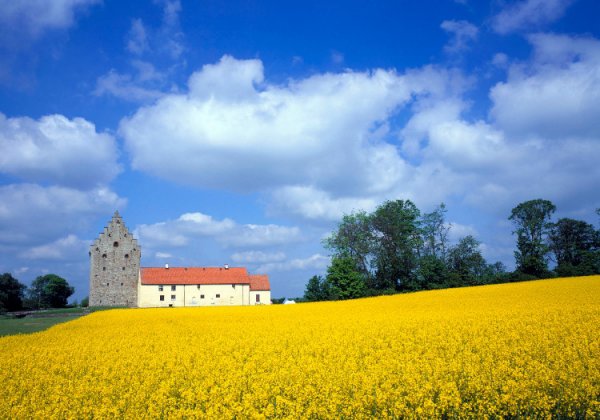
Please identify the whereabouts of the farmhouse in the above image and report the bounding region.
[89,211,271,307]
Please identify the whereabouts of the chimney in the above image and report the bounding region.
[165,263,169,269]
[224,264,229,270]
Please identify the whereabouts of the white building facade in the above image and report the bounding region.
[90,212,271,307]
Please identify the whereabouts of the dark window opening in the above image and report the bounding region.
[120,282,123,286]
[160,295,164,301]
[171,285,176,291]
[256,294,260,303]
[102,253,107,258]
[158,285,163,291]
[171,295,176,301]
[113,241,119,247]
[103,267,106,271]
[200,294,205,299]
[125,254,129,259]
[216,294,220,298]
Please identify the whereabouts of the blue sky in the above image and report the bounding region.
[1,0,599,301]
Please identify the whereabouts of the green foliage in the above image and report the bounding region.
[323,211,373,279]
[310,197,599,303]
[80,296,89,307]
[509,199,556,278]
[27,274,75,309]
[549,218,600,276]
[447,236,489,286]
[370,200,422,291]
[326,255,366,300]
[421,203,450,259]
[0,273,26,313]
[304,275,329,302]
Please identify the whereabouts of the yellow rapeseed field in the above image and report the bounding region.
[1,276,599,418]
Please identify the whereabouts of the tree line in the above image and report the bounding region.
[0,274,75,313]
[304,199,600,302]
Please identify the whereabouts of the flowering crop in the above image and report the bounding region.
[1,276,599,418]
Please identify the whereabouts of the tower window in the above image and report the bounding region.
[124,254,129,259]
[102,254,107,258]
[113,241,119,247]
[103,267,106,271]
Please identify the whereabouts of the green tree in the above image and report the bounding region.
[323,211,373,280]
[549,218,600,276]
[0,273,26,312]
[447,236,489,286]
[326,255,366,300]
[27,274,74,309]
[509,199,556,278]
[81,296,89,307]
[304,275,329,302]
[421,203,450,259]
[371,200,422,291]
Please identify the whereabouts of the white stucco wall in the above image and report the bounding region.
[138,282,258,307]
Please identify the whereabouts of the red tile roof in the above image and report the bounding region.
[140,267,270,290]
[249,274,270,291]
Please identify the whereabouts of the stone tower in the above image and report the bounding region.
[89,211,141,307]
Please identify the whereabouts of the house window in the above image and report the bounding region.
[216,294,220,298]
[158,285,163,291]
[200,294,205,299]
[171,295,176,301]
[256,294,260,303]
[171,285,176,291]
[159,295,164,301]
[197,285,200,290]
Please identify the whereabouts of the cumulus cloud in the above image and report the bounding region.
[492,0,574,34]
[94,67,166,103]
[0,184,125,246]
[256,254,330,274]
[120,55,423,196]
[0,0,101,42]
[441,20,479,54]
[135,212,302,251]
[22,234,89,261]
[269,186,378,222]
[490,33,600,140]
[0,113,120,188]
[230,251,286,264]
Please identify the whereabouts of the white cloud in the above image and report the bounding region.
[0,113,120,188]
[492,0,574,34]
[127,19,149,55]
[441,20,478,54]
[0,0,101,41]
[490,34,600,139]
[22,234,88,261]
[269,186,378,221]
[257,254,330,273]
[135,211,301,250]
[0,184,125,246]
[94,69,165,102]
[230,251,286,264]
[155,252,173,259]
[120,55,422,196]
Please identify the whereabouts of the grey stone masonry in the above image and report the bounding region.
[89,211,141,307]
